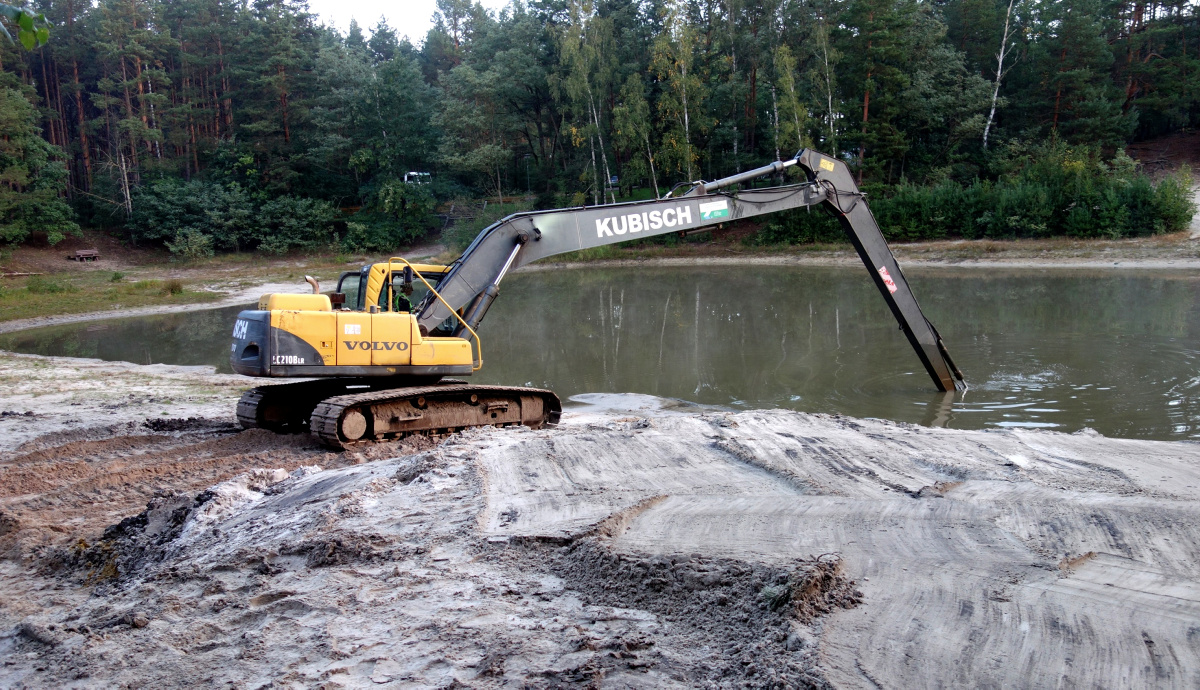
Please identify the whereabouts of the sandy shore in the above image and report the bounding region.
[0,282,312,336]
[1,354,1198,687]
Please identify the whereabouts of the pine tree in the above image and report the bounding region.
[0,73,79,245]
[841,0,919,182]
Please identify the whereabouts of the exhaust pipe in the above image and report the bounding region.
[304,275,319,294]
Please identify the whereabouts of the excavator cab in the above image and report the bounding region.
[229,260,475,380]
[332,263,451,313]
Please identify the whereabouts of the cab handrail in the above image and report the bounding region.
[386,257,482,371]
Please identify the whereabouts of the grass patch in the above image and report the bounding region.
[27,275,77,294]
[0,271,220,323]
[553,245,627,262]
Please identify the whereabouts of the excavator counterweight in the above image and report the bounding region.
[231,149,965,448]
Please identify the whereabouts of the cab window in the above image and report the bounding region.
[335,271,362,311]
[379,272,433,313]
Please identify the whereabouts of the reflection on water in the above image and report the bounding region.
[0,306,243,368]
[2,266,1197,441]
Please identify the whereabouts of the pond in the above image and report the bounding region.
[2,265,1197,441]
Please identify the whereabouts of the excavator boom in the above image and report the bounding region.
[417,149,965,392]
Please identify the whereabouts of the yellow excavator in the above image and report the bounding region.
[231,150,965,449]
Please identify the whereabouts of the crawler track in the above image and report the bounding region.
[311,384,561,450]
[238,380,561,450]
[237,378,443,434]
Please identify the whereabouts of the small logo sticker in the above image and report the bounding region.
[699,200,730,221]
[878,266,899,294]
[344,324,362,335]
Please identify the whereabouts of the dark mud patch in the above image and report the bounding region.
[48,489,214,583]
[510,537,862,687]
[282,530,416,568]
[142,417,239,433]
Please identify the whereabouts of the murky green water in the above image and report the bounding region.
[2,266,1197,441]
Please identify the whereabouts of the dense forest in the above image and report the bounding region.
[0,0,1196,255]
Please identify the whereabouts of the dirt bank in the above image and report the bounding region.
[1,356,1198,687]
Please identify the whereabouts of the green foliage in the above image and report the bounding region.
[0,75,79,246]
[256,196,338,254]
[131,179,256,251]
[757,208,845,245]
[165,229,214,260]
[761,144,1195,244]
[343,179,437,252]
[612,75,658,196]
[650,6,706,182]
[376,179,436,222]
[131,179,337,256]
[0,5,51,50]
[109,271,124,282]
[1151,167,1195,234]
[5,0,1199,254]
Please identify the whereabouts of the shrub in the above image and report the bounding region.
[755,208,844,245]
[753,142,1195,244]
[344,219,414,254]
[162,279,184,295]
[129,178,213,245]
[343,179,439,253]
[130,179,338,256]
[440,200,532,252]
[110,271,125,282]
[165,229,214,260]
[257,196,338,254]
[1152,167,1195,234]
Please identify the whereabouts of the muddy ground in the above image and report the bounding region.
[1,353,1199,688]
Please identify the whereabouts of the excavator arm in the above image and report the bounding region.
[417,149,965,392]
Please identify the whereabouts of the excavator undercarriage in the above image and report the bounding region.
[238,379,561,450]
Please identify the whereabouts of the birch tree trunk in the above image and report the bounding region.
[821,30,836,149]
[682,62,693,181]
[645,137,659,197]
[589,96,615,203]
[771,83,780,162]
[983,0,1016,149]
[588,132,599,205]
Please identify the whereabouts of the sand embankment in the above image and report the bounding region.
[1,355,1198,687]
